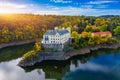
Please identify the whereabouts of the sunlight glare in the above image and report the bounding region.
[0,2,26,14]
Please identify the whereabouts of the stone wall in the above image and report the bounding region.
[42,39,71,51]
[39,52,65,60]
[42,43,63,51]
[18,42,120,67]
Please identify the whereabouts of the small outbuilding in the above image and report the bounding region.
[92,31,112,37]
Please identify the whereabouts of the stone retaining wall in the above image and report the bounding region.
[18,42,120,67]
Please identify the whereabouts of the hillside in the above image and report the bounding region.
[0,14,120,43]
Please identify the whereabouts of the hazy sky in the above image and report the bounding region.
[0,0,120,16]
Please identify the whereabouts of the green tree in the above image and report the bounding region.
[71,31,80,48]
[22,41,42,61]
[84,25,93,32]
[100,24,108,31]
[71,31,80,38]
[114,26,120,35]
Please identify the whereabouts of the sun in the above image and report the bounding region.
[0,8,14,14]
[0,2,26,14]
[0,2,16,14]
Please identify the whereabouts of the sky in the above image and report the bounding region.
[0,0,120,16]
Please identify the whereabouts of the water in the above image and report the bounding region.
[0,43,120,80]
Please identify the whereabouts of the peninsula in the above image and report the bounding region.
[18,26,120,67]
[0,14,119,67]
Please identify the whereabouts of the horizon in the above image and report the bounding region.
[0,0,120,16]
[0,13,120,17]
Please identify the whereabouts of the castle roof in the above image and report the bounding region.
[44,29,69,35]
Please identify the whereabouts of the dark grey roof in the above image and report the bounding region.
[44,29,69,35]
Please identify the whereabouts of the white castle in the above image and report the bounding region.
[42,27,71,51]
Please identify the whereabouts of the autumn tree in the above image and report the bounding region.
[71,31,80,48]
[33,41,42,52]
[0,14,120,44]
[81,32,91,38]
[84,25,93,32]
[22,50,39,61]
[95,18,107,26]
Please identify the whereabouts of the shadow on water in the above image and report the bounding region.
[0,43,34,63]
[22,48,120,80]
[0,43,120,80]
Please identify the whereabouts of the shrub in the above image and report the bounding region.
[22,50,39,61]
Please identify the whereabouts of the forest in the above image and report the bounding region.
[0,14,120,43]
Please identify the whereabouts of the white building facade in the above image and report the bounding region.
[42,27,71,51]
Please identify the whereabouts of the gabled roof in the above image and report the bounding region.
[92,31,112,35]
[44,29,69,35]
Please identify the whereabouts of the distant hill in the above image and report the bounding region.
[99,15,120,18]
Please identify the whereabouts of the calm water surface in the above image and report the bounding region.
[0,43,120,80]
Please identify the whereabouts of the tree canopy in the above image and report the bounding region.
[0,14,120,43]
[114,26,120,35]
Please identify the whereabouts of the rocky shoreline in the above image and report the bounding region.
[0,38,41,50]
[18,42,120,67]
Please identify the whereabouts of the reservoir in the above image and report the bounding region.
[0,43,120,80]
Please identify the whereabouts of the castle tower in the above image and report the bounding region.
[66,27,71,33]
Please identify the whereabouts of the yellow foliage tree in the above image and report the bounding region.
[22,50,39,61]
[81,32,91,38]
[71,31,80,38]
[33,41,42,52]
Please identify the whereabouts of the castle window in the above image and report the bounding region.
[45,36,49,40]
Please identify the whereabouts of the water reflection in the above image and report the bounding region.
[0,58,46,80]
[20,48,120,80]
[62,49,120,80]
[0,44,120,80]
[23,60,70,80]
[0,43,34,63]
[70,60,108,72]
